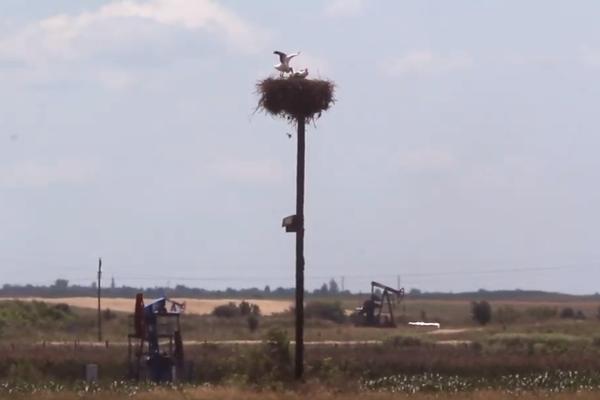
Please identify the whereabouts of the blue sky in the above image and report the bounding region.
[0,0,599,293]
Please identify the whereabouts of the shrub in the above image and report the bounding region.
[239,301,251,316]
[495,305,520,326]
[102,308,116,321]
[53,303,71,314]
[264,328,290,370]
[525,306,557,321]
[305,301,346,324]
[0,300,73,325]
[471,301,491,326]
[247,314,259,332]
[246,328,292,383]
[212,302,239,318]
[212,301,261,319]
[575,310,587,320]
[560,307,575,319]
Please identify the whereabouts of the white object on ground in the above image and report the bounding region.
[409,321,441,329]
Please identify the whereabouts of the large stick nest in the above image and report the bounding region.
[257,77,335,123]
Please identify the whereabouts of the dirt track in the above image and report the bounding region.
[428,328,474,335]
[41,340,383,347]
[38,339,471,348]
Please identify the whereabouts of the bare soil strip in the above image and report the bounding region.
[1,297,292,316]
[37,339,472,347]
[428,328,476,335]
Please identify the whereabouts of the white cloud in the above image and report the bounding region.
[384,50,473,77]
[0,0,268,65]
[209,157,284,183]
[0,160,98,188]
[324,0,365,17]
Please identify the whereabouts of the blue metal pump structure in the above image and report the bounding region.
[145,297,167,356]
[128,293,185,382]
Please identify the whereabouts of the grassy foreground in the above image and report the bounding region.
[1,386,600,400]
[2,299,600,398]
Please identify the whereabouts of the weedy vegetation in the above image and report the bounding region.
[1,297,600,398]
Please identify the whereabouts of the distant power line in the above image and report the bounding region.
[86,263,600,286]
[2,261,598,287]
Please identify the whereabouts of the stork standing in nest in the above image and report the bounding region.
[274,50,300,77]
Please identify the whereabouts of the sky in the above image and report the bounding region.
[1,0,600,294]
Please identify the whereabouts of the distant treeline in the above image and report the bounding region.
[0,279,598,301]
[406,288,600,302]
[0,278,351,299]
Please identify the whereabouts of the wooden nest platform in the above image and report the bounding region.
[257,77,335,122]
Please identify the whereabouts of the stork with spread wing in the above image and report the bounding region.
[274,50,300,77]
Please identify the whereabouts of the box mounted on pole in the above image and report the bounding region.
[282,214,299,233]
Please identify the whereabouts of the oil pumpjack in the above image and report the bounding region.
[128,293,185,382]
[353,281,405,327]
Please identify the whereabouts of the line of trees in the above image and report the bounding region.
[2,279,598,301]
[0,278,351,299]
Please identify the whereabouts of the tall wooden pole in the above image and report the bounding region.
[97,257,102,342]
[294,117,306,380]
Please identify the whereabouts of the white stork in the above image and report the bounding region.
[292,68,309,79]
[274,50,300,77]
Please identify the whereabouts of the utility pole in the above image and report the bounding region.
[294,117,306,380]
[341,276,345,292]
[256,71,334,381]
[396,275,401,305]
[97,257,102,342]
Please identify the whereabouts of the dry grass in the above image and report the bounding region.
[256,77,335,122]
[4,339,600,383]
[0,297,597,344]
[2,387,600,400]
[2,298,292,316]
